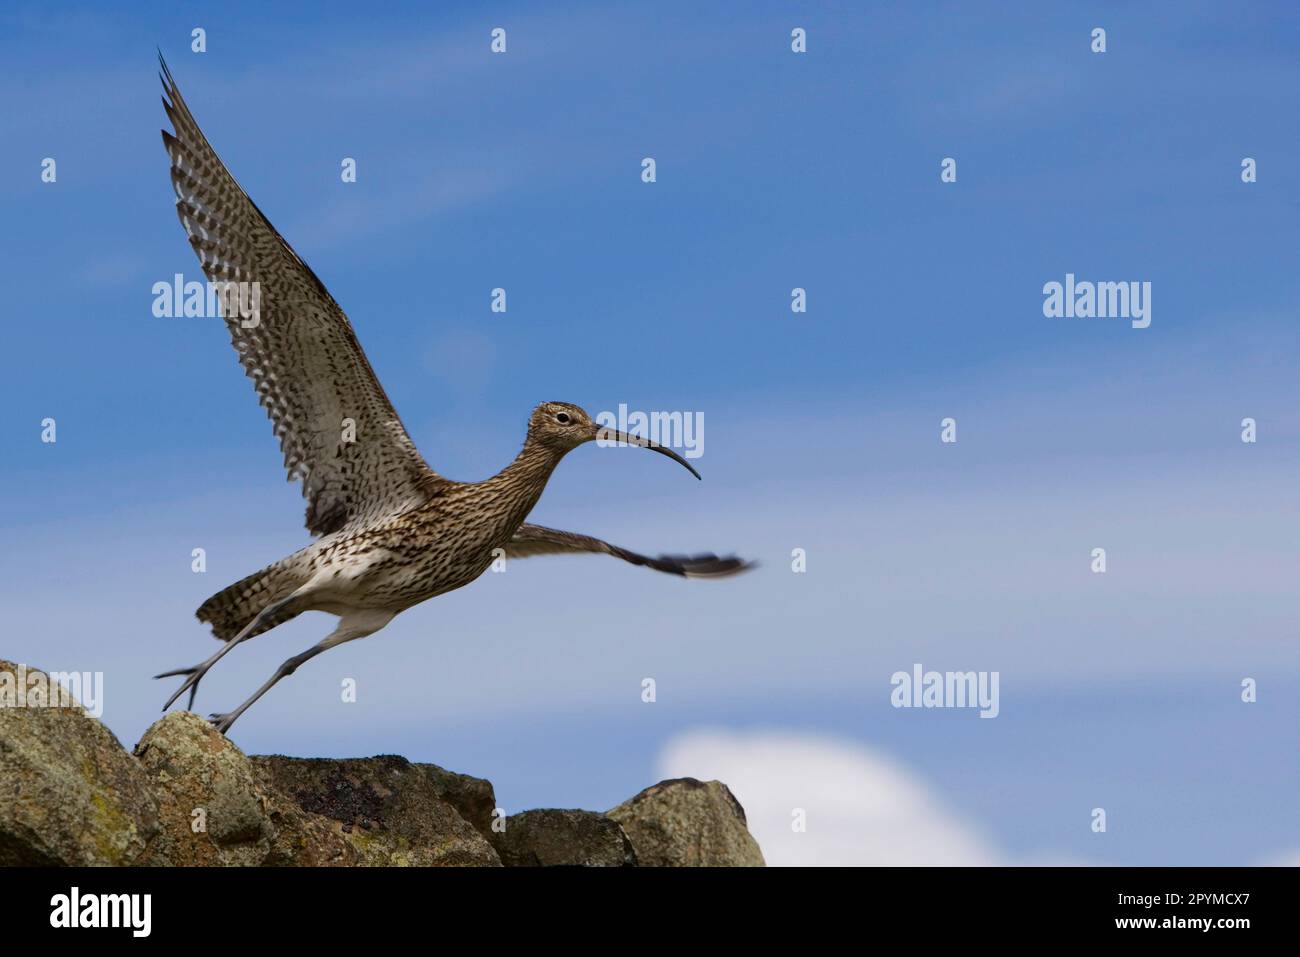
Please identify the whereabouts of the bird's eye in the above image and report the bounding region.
[555,412,571,424]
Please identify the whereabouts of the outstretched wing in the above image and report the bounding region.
[505,524,751,578]
[158,56,443,536]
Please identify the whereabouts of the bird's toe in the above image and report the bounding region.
[153,666,198,680]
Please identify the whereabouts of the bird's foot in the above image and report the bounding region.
[208,712,238,735]
[154,664,208,711]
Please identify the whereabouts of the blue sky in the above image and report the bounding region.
[2,1,1298,865]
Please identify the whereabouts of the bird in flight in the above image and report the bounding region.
[152,57,751,733]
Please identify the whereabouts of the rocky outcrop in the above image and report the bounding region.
[491,809,636,867]
[0,661,764,867]
[417,763,498,841]
[0,660,161,866]
[608,778,766,866]
[132,712,358,866]
[250,755,500,866]
[134,710,281,866]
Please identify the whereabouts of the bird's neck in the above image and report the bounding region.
[485,436,565,528]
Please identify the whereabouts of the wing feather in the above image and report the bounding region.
[505,524,751,578]
[158,56,443,536]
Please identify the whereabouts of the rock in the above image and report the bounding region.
[0,660,161,865]
[416,762,498,840]
[251,755,501,866]
[134,720,493,866]
[134,711,268,866]
[133,711,355,867]
[257,788,362,867]
[608,777,765,866]
[492,809,636,867]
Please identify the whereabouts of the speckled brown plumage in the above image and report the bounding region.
[153,57,751,734]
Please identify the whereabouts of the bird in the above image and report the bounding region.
[151,56,752,734]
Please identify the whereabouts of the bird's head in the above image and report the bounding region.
[527,401,701,479]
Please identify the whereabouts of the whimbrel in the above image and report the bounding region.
[152,59,750,733]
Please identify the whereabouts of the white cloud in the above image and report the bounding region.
[656,728,1001,866]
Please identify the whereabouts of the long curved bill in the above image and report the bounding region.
[595,427,702,480]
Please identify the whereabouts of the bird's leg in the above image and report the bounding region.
[155,594,299,711]
[209,609,394,735]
